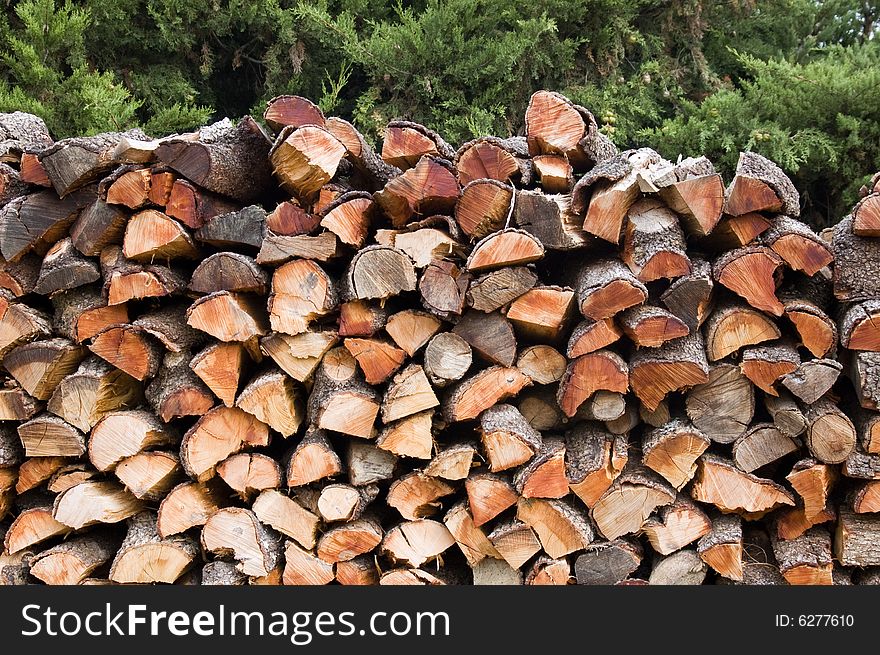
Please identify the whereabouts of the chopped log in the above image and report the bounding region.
[347,440,397,487]
[466,229,544,273]
[575,257,648,320]
[517,497,593,558]
[512,190,591,250]
[180,406,269,481]
[19,152,52,187]
[777,503,835,541]
[454,179,513,239]
[33,238,100,294]
[0,296,52,357]
[165,179,238,230]
[452,310,517,367]
[622,198,691,282]
[382,519,455,568]
[108,512,199,584]
[47,357,141,432]
[843,446,880,480]
[319,191,374,247]
[5,499,72,554]
[114,450,181,499]
[46,462,97,494]
[306,347,379,438]
[263,95,326,132]
[853,480,880,513]
[195,205,266,251]
[761,216,833,275]
[376,411,434,459]
[147,169,175,206]
[381,364,439,423]
[235,368,302,437]
[52,480,144,529]
[39,128,147,196]
[157,116,273,202]
[464,471,518,527]
[515,345,566,385]
[573,149,659,243]
[268,258,337,336]
[840,300,880,351]
[146,351,214,421]
[419,258,469,318]
[697,514,743,581]
[186,291,268,343]
[282,541,335,585]
[467,266,537,313]
[190,252,267,295]
[157,480,227,538]
[642,497,711,555]
[387,472,454,520]
[832,214,880,302]
[15,456,65,494]
[713,246,784,316]
[724,151,800,217]
[506,286,575,342]
[659,258,715,331]
[487,519,542,569]
[318,483,377,523]
[251,489,320,549]
[850,351,880,410]
[740,341,800,395]
[51,285,129,343]
[657,172,724,237]
[29,532,116,585]
[443,502,500,566]
[385,310,442,357]
[201,507,282,577]
[342,338,405,386]
[803,398,857,464]
[424,332,472,387]
[122,209,199,261]
[787,459,836,520]
[575,539,642,585]
[700,212,772,252]
[591,465,675,540]
[380,226,461,271]
[423,442,476,481]
[565,423,627,508]
[630,331,709,411]
[266,200,319,236]
[0,253,39,296]
[638,397,670,427]
[479,403,542,472]
[565,317,622,358]
[781,358,841,404]
[557,350,628,417]
[344,245,417,301]
[17,413,85,457]
[3,337,85,400]
[190,342,246,406]
[732,424,799,473]
[765,391,808,437]
[217,453,282,500]
[260,330,337,383]
[0,189,93,262]
[772,527,833,585]
[619,305,689,348]
[455,136,528,186]
[703,300,780,361]
[835,507,880,566]
[337,300,386,338]
[852,192,880,236]
[285,429,343,486]
[443,366,531,423]
[518,388,567,431]
[101,246,184,305]
[381,121,454,169]
[513,437,568,499]
[375,156,459,227]
[316,516,384,563]
[642,419,710,490]
[691,454,795,519]
[649,549,708,585]
[89,324,162,381]
[525,90,598,168]
[532,155,573,194]
[0,379,40,421]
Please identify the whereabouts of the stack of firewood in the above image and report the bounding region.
[1,90,879,586]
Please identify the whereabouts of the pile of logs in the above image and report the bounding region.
[1,90,879,586]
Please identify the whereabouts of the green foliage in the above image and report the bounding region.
[1,0,878,226]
